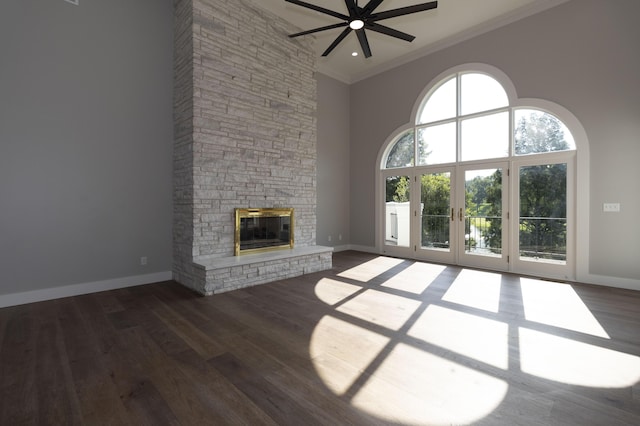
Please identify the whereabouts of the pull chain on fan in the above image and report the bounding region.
[286,0,438,58]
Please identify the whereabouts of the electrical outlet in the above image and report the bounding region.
[338,234,342,241]
[327,235,332,242]
[140,256,148,266]
[603,203,621,213]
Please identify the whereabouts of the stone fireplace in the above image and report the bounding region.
[172,0,332,295]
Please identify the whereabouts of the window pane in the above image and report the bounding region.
[417,122,456,165]
[465,168,502,257]
[519,164,567,264]
[515,109,576,155]
[421,172,451,251]
[418,77,456,124]
[385,130,414,168]
[385,176,411,247]
[461,112,509,161]
[461,73,508,115]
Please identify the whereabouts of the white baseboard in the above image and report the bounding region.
[0,271,173,308]
[331,244,379,254]
[344,244,379,254]
[578,273,640,292]
[4,260,634,310]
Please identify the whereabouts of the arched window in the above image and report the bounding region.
[378,64,587,282]
[383,71,575,170]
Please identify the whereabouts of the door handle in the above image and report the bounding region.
[459,208,463,222]
[451,208,454,221]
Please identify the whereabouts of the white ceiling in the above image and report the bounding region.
[254,0,568,83]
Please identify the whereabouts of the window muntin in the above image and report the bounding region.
[514,109,575,155]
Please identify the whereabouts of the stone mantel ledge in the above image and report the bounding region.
[193,245,333,270]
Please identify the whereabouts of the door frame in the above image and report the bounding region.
[413,165,457,265]
[510,154,576,281]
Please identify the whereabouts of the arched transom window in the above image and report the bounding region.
[384,71,575,169]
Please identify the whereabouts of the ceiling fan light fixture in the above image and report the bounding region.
[349,19,364,30]
[286,0,439,58]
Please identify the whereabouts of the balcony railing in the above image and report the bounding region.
[519,216,567,262]
[421,214,566,262]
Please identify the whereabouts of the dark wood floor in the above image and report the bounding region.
[2,251,640,425]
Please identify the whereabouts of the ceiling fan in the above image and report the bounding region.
[286,0,438,58]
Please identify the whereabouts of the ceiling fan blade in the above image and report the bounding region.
[289,22,349,38]
[344,0,359,18]
[285,0,350,21]
[366,22,415,42]
[361,0,385,16]
[322,27,352,57]
[369,1,438,22]
[355,28,372,58]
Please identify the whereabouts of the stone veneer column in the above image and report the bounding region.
[173,0,331,294]
[173,0,197,289]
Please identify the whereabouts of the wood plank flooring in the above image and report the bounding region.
[1,251,640,425]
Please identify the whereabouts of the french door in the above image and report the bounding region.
[382,159,572,279]
[411,163,509,271]
[457,163,509,270]
[511,158,574,280]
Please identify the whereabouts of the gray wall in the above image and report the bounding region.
[317,74,350,248]
[2,0,638,299]
[0,0,174,295]
[349,0,640,280]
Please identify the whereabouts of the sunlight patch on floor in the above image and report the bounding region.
[314,278,362,306]
[309,352,364,396]
[519,327,640,388]
[352,343,508,425]
[442,269,502,312]
[336,289,421,331]
[520,278,610,338]
[309,315,390,394]
[380,262,446,294]
[310,256,639,424]
[337,256,405,282]
[408,304,509,369]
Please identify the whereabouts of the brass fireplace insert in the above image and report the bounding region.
[234,208,294,256]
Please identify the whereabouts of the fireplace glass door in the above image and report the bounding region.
[235,208,294,255]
